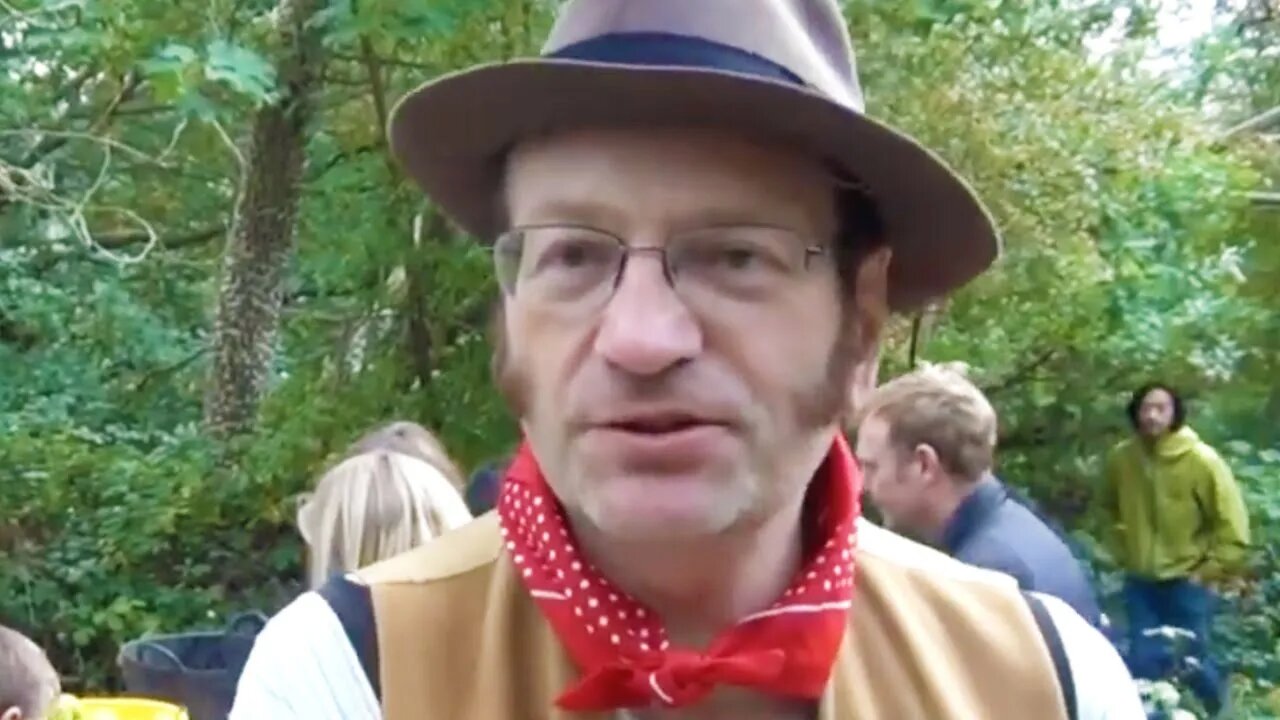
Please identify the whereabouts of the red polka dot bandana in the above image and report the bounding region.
[497,434,861,711]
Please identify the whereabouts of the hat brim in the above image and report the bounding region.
[388,59,1000,311]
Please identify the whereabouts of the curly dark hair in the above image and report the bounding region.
[1126,382,1187,432]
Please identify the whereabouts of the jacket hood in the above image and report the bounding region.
[1152,426,1200,458]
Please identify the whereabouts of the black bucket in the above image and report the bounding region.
[118,612,267,720]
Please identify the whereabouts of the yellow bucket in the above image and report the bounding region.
[53,697,189,720]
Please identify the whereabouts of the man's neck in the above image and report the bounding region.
[901,474,967,547]
[1138,431,1167,452]
[571,494,808,647]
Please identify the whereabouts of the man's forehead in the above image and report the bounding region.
[855,414,891,449]
[503,126,837,231]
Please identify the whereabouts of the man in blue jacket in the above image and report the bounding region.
[855,363,1104,627]
[464,460,505,516]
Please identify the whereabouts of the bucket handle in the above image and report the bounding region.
[132,639,185,671]
[226,611,269,637]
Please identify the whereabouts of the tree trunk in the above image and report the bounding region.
[403,205,451,388]
[203,0,324,438]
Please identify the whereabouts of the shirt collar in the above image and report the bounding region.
[940,475,1005,553]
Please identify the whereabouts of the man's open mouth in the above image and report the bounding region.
[606,415,718,434]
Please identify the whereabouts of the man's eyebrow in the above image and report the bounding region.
[513,201,818,237]
[671,208,802,230]
[516,199,622,229]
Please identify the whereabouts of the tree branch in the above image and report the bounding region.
[359,35,397,180]
[1248,191,1280,208]
[18,71,142,168]
[358,37,390,145]
[50,66,100,114]
[907,312,923,369]
[981,348,1059,397]
[329,50,438,72]
[306,142,379,181]
[93,224,226,250]
[320,72,374,86]
[68,102,175,120]
[128,346,211,394]
[1219,105,1280,141]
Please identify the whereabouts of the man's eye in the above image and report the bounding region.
[718,245,763,270]
[532,236,614,273]
[549,241,591,267]
[686,238,780,273]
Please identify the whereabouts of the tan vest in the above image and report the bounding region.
[356,515,1068,720]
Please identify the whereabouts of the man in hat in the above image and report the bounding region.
[232,1,1144,718]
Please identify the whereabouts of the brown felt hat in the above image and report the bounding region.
[387,0,1001,311]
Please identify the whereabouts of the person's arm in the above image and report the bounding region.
[1098,450,1127,567]
[230,592,382,720]
[1194,449,1251,582]
[1039,593,1146,720]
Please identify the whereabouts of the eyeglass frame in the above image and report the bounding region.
[490,222,833,313]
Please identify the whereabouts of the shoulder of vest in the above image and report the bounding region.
[854,519,1075,719]
[355,512,502,585]
[855,517,1020,590]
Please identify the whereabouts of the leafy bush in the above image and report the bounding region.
[0,290,517,691]
[0,428,303,689]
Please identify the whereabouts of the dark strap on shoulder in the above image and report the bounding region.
[1024,591,1077,720]
[316,574,382,701]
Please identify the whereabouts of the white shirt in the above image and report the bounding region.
[232,524,1146,720]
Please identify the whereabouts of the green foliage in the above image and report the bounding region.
[0,0,540,688]
[141,38,279,115]
[0,428,301,689]
[0,0,1276,709]
[204,39,277,104]
[850,2,1279,712]
[848,0,1276,506]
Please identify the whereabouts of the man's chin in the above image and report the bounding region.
[580,479,747,541]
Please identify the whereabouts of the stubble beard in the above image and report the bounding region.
[490,301,862,470]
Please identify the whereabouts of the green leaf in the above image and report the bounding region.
[176,88,219,121]
[204,39,278,105]
[1227,440,1255,456]
[141,43,201,103]
[41,0,86,10]
[398,7,459,37]
[140,42,198,75]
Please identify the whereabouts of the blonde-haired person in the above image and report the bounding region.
[296,450,474,589]
[0,624,59,720]
[347,421,466,492]
[853,362,1106,629]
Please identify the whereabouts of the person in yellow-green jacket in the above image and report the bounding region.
[1102,382,1250,717]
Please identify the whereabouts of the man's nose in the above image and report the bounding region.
[593,253,703,376]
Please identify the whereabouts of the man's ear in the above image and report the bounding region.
[847,343,881,430]
[846,246,892,425]
[911,444,943,484]
[294,492,316,544]
[2,705,23,720]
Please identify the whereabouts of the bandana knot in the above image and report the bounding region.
[498,435,862,711]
